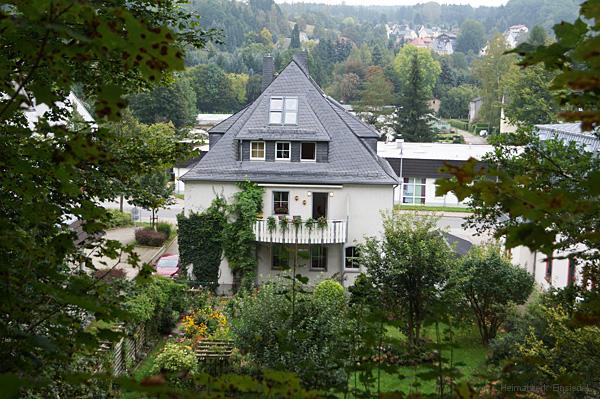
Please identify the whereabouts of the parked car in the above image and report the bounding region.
[155,254,180,277]
[479,129,488,137]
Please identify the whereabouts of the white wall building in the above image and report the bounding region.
[377,141,493,207]
[182,54,399,292]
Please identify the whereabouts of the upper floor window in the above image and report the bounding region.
[250,141,265,160]
[403,177,426,204]
[301,142,316,161]
[269,96,298,125]
[275,142,291,160]
[273,191,289,214]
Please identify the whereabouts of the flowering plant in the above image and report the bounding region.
[181,306,229,341]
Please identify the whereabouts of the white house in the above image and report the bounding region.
[377,141,493,207]
[182,54,399,291]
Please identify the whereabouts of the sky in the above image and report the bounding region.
[276,0,509,7]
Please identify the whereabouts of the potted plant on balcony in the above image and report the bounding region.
[279,216,289,243]
[267,216,277,242]
[317,216,328,245]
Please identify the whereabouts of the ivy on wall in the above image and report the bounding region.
[223,181,264,290]
[177,197,227,289]
[177,182,264,291]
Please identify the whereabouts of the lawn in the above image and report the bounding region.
[131,339,168,382]
[351,324,489,395]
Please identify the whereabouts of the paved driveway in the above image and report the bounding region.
[91,226,177,279]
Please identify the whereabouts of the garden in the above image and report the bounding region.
[112,210,600,398]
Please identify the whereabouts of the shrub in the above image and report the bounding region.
[125,276,188,334]
[313,279,345,305]
[232,281,351,389]
[135,227,166,246]
[151,342,197,382]
[156,222,173,238]
[105,209,132,228]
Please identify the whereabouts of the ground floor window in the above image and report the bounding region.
[272,245,289,270]
[310,245,327,270]
[345,246,360,269]
[403,177,426,204]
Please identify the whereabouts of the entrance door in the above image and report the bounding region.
[312,192,328,219]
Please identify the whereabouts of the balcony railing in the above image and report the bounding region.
[253,219,347,244]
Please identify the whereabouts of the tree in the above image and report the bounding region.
[452,244,534,344]
[472,34,518,128]
[227,73,249,105]
[0,0,212,394]
[128,76,197,128]
[186,64,241,113]
[393,45,441,98]
[327,73,360,103]
[395,52,438,142]
[438,0,600,327]
[107,111,193,211]
[290,23,301,49]
[359,66,395,108]
[439,84,479,119]
[359,212,453,347]
[504,64,559,126]
[527,25,548,46]
[130,172,175,228]
[246,74,263,104]
[455,19,486,54]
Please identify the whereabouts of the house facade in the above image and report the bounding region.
[182,54,399,290]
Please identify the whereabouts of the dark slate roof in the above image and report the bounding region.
[442,232,473,256]
[183,57,399,185]
[209,108,248,133]
[236,127,330,141]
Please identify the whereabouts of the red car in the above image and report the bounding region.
[155,254,180,278]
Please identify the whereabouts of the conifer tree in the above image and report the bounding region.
[290,23,301,49]
[395,53,436,142]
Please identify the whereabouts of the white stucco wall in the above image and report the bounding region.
[509,245,583,290]
[394,178,465,207]
[184,181,394,288]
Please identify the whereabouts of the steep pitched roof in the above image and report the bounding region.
[183,58,399,185]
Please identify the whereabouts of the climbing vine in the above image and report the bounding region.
[223,181,264,290]
[177,197,227,289]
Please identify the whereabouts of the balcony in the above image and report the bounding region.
[253,218,347,244]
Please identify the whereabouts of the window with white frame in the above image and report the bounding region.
[345,246,360,269]
[273,191,289,214]
[250,141,265,160]
[402,177,426,204]
[269,96,298,125]
[275,142,291,160]
[300,142,316,161]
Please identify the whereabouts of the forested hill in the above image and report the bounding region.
[279,0,580,33]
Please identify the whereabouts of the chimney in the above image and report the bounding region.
[261,54,274,92]
[293,51,308,75]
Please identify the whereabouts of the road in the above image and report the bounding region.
[454,127,488,145]
[100,197,184,224]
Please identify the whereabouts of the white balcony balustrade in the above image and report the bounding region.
[253,218,347,244]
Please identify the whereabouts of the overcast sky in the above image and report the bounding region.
[277,0,509,7]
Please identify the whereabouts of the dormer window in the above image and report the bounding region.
[269,96,298,125]
[250,141,265,160]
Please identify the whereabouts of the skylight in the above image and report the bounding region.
[269,96,298,125]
